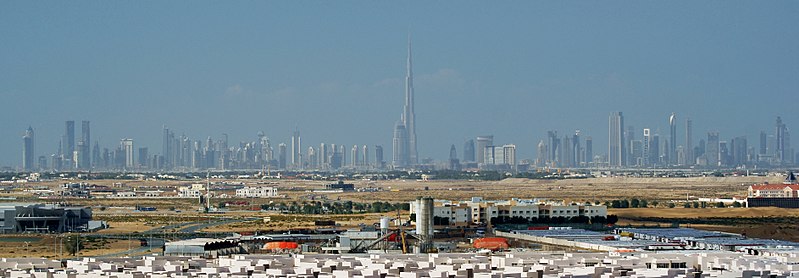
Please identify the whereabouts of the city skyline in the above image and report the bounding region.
[2,2,798,168]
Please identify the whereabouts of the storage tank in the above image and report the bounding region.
[415,196,434,252]
[380,217,391,234]
[415,197,434,238]
[263,241,299,250]
[473,237,509,251]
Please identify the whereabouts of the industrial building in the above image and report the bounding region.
[163,238,244,258]
[0,203,98,233]
[322,181,355,192]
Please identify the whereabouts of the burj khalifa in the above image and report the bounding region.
[393,37,418,168]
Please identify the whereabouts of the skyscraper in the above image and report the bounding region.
[307,146,317,169]
[278,143,287,169]
[463,139,475,163]
[625,125,635,166]
[22,126,34,171]
[608,112,625,167]
[706,132,720,167]
[562,135,573,167]
[120,138,134,169]
[731,136,748,166]
[448,144,460,170]
[776,116,787,164]
[643,128,651,166]
[404,36,418,165]
[291,129,301,169]
[162,126,172,169]
[476,135,494,166]
[65,121,75,166]
[79,121,91,169]
[536,140,546,167]
[392,122,409,168]
[374,145,384,169]
[651,133,660,166]
[319,143,328,168]
[669,113,677,165]
[138,147,148,168]
[685,118,693,166]
[572,131,581,167]
[350,145,359,168]
[546,131,559,166]
[502,144,517,171]
[585,136,593,164]
[362,145,369,168]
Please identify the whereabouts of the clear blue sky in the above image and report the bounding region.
[1,1,797,167]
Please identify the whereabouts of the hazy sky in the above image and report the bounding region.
[2,1,798,167]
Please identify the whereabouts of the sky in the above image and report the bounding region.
[1,1,798,168]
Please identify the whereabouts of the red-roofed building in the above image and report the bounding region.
[748,184,799,198]
[748,172,799,198]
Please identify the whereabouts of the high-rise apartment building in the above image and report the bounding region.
[608,112,625,167]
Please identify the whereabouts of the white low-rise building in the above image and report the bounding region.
[178,184,206,198]
[411,197,607,226]
[235,186,278,198]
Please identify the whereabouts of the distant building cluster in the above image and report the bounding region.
[17,45,793,173]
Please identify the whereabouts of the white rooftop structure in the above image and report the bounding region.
[2,252,799,277]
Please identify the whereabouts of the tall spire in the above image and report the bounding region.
[404,33,418,165]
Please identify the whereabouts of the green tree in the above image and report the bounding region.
[640,200,648,208]
[63,235,84,256]
[732,201,742,208]
[630,199,640,208]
